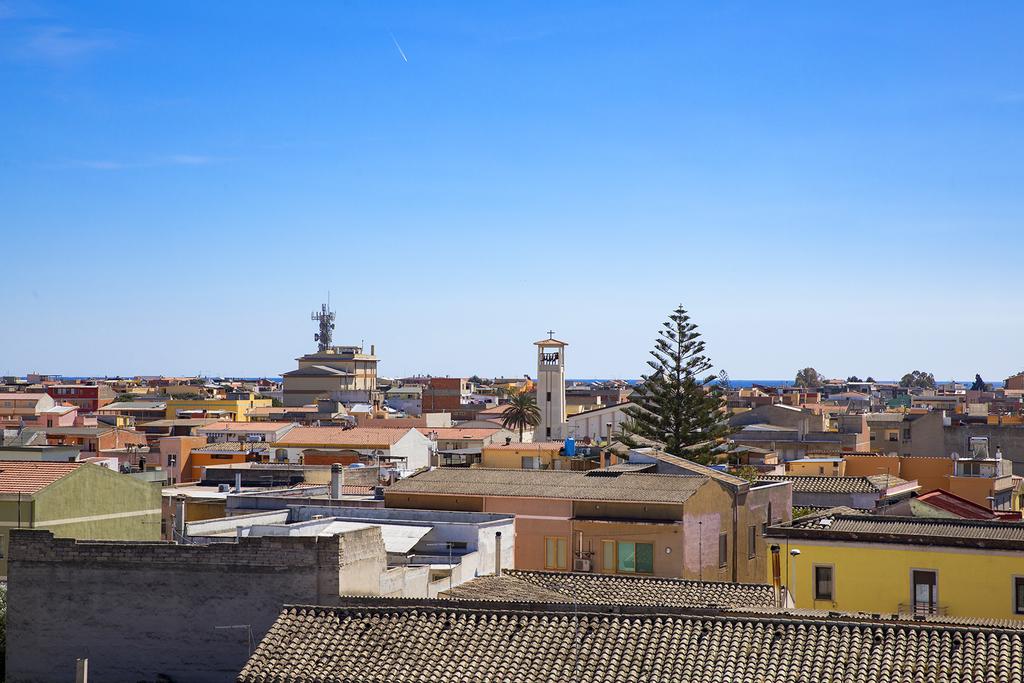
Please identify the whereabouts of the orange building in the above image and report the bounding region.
[844,453,1018,510]
[186,442,269,481]
[386,466,791,583]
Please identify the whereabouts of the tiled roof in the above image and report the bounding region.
[770,509,1024,550]
[192,442,272,454]
[388,468,707,504]
[0,461,81,494]
[197,421,295,431]
[239,603,1024,683]
[756,474,912,494]
[477,404,512,415]
[139,418,218,427]
[481,441,564,451]
[914,489,998,520]
[40,426,114,437]
[640,450,749,488]
[442,570,775,608]
[420,428,504,440]
[0,393,51,402]
[248,406,319,416]
[276,426,415,447]
[281,365,354,378]
[96,401,167,412]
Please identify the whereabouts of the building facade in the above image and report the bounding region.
[766,509,1024,621]
[534,336,567,441]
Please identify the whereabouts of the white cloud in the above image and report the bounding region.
[18,25,114,64]
[52,155,220,170]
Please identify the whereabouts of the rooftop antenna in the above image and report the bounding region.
[311,297,336,352]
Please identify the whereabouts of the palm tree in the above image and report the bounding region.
[500,391,541,442]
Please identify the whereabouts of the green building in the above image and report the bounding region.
[0,461,160,577]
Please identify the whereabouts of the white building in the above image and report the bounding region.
[565,402,631,442]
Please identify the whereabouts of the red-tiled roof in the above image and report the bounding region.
[915,489,998,520]
[478,404,512,415]
[198,421,295,431]
[0,461,81,494]
[418,428,502,440]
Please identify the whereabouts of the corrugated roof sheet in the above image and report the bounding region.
[276,427,416,447]
[756,474,912,494]
[389,468,707,504]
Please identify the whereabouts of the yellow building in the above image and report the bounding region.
[785,457,846,477]
[163,394,271,422]
[766,508,1024,621]
[480,442,572,470]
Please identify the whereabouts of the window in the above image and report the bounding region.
[814,565,834,601]
[911,570,938,615]
[718,533,728,568]
[748,526,757,559]
[602,540,616,573]
[1015,577,1024,615]
[605,541,654,574]
[546,391,551,402]
[544,536,568,570]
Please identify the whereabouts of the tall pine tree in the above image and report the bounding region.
[620,304,732,463]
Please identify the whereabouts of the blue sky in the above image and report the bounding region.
[2,1,1023,381]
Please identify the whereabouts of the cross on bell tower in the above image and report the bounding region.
[534,332,568,441]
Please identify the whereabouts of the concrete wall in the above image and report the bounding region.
[7,526,386,683]
[944,423,1024,475]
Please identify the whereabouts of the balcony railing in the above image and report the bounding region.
[897,603,948,617]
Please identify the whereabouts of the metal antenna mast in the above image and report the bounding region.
[311,298,336,352]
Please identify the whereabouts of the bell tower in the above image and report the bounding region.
[534,332,567,441]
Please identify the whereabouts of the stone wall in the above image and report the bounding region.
[7,526,385,683]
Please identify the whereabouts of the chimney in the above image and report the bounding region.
[330,463,344,499]
[770,544,782,608]
[75,658,88,683]
[495,531,502,576]
[234,471,242,494]
[370,344,375,356]
[174,495,186,541]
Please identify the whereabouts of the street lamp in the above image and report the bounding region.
[788,548,801,607]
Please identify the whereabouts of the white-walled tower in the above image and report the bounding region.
[534,333,568,441]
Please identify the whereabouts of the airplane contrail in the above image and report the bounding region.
[389,32,408,63]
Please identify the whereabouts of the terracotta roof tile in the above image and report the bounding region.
[442,570,775,609]
[419,428,504,439]
[0,460,81,494]
[239,603,1024,682]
